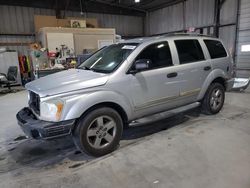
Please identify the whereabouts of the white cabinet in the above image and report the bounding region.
[37,27,116,55]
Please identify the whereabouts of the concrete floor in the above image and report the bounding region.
[0,88,250,188]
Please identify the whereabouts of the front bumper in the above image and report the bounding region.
[16,107,75,139]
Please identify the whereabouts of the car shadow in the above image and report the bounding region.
[1,108,200,173]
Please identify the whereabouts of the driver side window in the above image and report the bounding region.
[135,41,173,70]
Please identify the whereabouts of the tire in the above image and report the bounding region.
[73,107,123,157]
[201,83,225,115]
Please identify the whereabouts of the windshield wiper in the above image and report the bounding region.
[77,66,91,70]
[91,68,110,74]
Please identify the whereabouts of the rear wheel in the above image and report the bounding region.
[73,107,123,157]
[201,83,225,115]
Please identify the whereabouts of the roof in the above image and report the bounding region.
[122,33,217,44]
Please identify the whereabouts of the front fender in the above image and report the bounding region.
[197,69,227,100]
[61,90,133,121]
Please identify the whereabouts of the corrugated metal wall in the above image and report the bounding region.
[219,0,237,55]
[146,0,215,36]
[219,25,236,54]
[0,5,143,55]
[185,0,215,28]
[236,0,250,71]
[146,3,184,35]
[0,6,56,33]
[220,0,237,25]
[0,5,55,55]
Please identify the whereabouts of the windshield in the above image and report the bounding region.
[78,43,139,73]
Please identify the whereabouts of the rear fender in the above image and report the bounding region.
[197,69,227,100]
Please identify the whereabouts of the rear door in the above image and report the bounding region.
[173,39,212,103]
[203,39,231,76]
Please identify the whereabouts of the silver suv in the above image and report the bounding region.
[17,34,234,156]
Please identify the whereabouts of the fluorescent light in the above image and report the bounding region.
[157,44,165,48]
[241,45,250,52]
[135,0,140,3]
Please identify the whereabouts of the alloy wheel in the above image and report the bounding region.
[86,116,117,149]
[210,88,223,111]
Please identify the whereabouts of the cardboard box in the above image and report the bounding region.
[57,19,70,28]
[34,15,57,32]
[34,15,99,32]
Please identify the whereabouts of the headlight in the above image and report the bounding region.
[40,99,64,122]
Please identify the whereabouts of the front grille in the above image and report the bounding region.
[29,91,40,115]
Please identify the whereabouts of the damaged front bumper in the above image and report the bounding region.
[16,107,75,139]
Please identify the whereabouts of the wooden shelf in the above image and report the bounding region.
[0,33,35,36]
[0,42,31,46]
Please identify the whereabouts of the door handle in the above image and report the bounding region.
[167,72,178,78]
[204,66,211,71]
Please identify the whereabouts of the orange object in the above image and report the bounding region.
[56,102,64,120]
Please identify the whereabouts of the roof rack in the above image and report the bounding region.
[162,33,216,38]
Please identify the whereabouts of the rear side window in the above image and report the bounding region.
[204,40,227,59]
[135,41,173,70]
[175,40,205,64]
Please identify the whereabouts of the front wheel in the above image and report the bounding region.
[73,107,123,157]
[201,83,225,115]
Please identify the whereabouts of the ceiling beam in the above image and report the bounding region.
[90,0,146,13]
[146,0,185,11]
[0,0,146,16]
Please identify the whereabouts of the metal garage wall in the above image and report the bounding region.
[236,0,250,71]
[0,5,55,55]
[146,0,214,36]
[185,0,214,28]
[219,0,237,56]
[0,6,56,34]
[0,5,143,55]
[220,0,237,25]
[219,25,236,55]
[146,3,184,35]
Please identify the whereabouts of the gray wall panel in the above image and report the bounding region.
[220,0,237,25]
[146,0,215,35]
[219,25,236,55]
[237,0,250,70]
[0,5,56,34]
[185,0,215,28]
[147,3,183,35]
[88,13,143,36]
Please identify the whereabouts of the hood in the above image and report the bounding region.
[26,69,109,97]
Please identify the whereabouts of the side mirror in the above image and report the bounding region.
[129,59,151,74]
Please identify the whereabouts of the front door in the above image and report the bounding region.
[128,41,182,118]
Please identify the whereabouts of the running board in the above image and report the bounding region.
[129,102,200,126]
